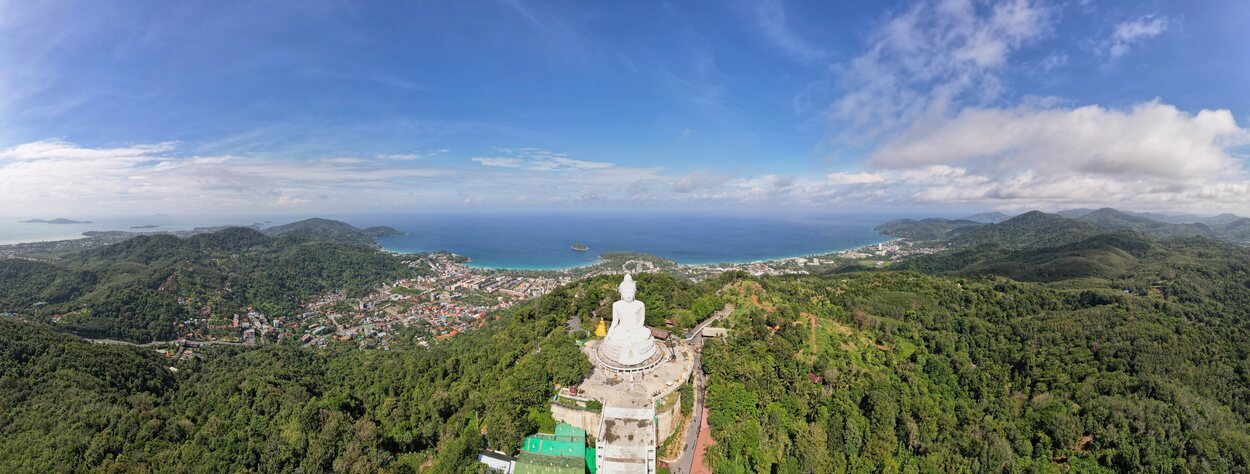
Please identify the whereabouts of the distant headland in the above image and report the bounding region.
[20,218,92,224]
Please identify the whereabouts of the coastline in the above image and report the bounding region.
[0,233,89,246]
[381,234,896,272]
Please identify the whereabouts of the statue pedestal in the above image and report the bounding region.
[597,330,658,366]
[592,339,666,374]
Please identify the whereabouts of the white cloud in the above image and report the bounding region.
[816,1,1250,213]
[471,148,613,172]
[845,100,1250,210]
[0,140,453,215]
[743,0,826,61]
[872,101,1248,179]
[1,140,176,161]
[1106,15,1168,58]
[473,157,527,169]
[1036,53,1067,71]
[827,172,886,185]
[673,170,736,193]
[833,0,1052,141]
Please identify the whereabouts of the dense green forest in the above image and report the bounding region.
[874,218,985,242]
[3,215,1250,472]
[878,208,1250,245]
[699,232,1250,472]
[0,226,418,342]
[0,285,595,472]
[0,268,715,472]
[262,218,403,246]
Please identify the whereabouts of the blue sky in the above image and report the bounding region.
[1,0,1249,216]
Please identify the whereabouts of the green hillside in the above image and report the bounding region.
[2,226,418,342]
[1075,208,1217,239]
[873,218,983,241]
[701,267,1250,472]
[894,231,1156,282]
[3,221,1250,472]
[0,259,97,310]
[263,218,402,246]
[0,287,593,472]
[879,208,1250,245]
[950,211,1104,249]
[962,211,1013,223]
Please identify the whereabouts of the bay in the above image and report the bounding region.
[352,211,894,270]
[1,211,899,270]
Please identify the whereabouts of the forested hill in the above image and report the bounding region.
[873,218,984,242]
[0,226,417,342]
[700,268,1250,471]
[4,217,1250,471]
[697,226,1250,471]
[262,218,402,246]
[951,211,1104,249]
[0,274,706,472]
[878,208,1250,245]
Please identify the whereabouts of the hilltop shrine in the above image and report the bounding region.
[549,274,694,474]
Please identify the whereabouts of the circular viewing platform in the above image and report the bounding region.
[575,339,694,406]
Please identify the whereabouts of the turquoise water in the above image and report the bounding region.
[1,211,896,270]
[0,215,272,245]
[354,211,893,269]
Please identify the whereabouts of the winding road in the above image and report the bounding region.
[87,337,248,347]
[671,304,733,474]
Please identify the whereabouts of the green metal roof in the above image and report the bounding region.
[515,452,583,474]
[554,423,586,438]
[522,434,585,458]
[517,423,589,473]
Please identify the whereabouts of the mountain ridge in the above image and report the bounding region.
[262,218,402,246]
[879,207,1250,245]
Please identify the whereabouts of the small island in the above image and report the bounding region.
[130,225,159,229]
[20,218,92,224]
[571,242,589,251]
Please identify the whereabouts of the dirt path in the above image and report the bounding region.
[808,313,817,352]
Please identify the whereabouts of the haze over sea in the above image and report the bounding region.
[352,211,895,269]
[0,215,266,245]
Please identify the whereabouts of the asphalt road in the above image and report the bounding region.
[672,304,733,473]
[87,338,247,347]
[671,353,704,474]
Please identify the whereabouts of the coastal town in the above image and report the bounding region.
[118,239,941,355]
[3,216,941,357]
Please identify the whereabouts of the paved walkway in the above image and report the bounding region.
[691,406,715,474]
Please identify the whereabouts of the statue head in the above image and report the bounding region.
[619,274,636,302]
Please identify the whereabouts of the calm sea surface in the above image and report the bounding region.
[353,211,893,269]
[0,212,897,269]
[0,216,265,245]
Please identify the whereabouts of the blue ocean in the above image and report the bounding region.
[0,215,268,245]
[347,211,894,269]
[1,211,898,269]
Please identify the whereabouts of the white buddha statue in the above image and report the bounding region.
[598,274,658,366]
